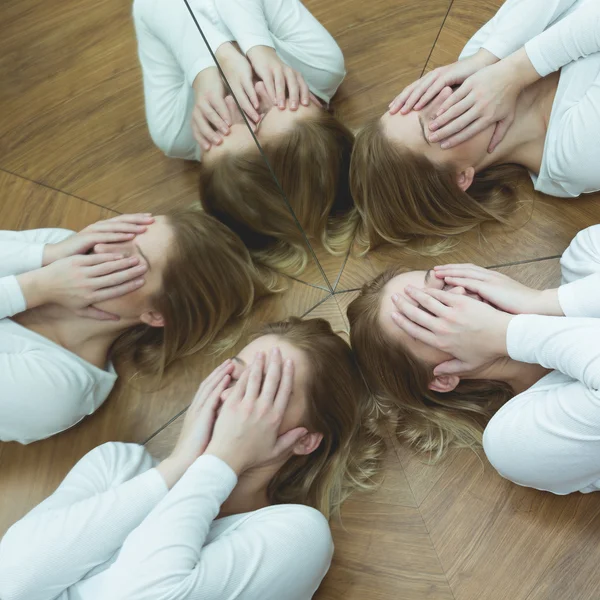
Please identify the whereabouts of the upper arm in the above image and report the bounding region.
[0,348,96,444]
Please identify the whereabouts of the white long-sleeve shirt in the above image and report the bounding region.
[483,224,600,494]
[132,0,345,160]
[0,229,117,444]
[460,0,600,198]
[0,442,333,600]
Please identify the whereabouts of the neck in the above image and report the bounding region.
[475,73,559,175]
[464,356,551,395]
[219,461,283,518]
[15,305,137,368]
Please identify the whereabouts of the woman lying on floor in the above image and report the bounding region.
[348,224,600,494]
[133,0,356,275]
[0,318,383,600]
[351,0,600,252]
[0,212,271,444]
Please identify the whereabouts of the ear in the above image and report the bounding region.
[292,432,323,457]
[428,374,460,393]
[456,167,475,192]
[140,310,165,328]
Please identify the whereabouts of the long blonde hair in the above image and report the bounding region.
[350,117,525,254]
[111,208,275,379]
[200,110,357,276]
[347,267,513,460]
[258,317,385,518]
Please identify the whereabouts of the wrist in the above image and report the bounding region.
[535,288,563,316]
[494,313,514,357]
[474,48,500,68]
[504,47,540,90]
[204,444,245,476]
[42,243,58,266]
[156,456,190,490]
[16,270,51,309]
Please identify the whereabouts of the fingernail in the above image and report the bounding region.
[135,279,144,285]
[429,134,439,142]
[391,311,400,320]
[405,285,414,292]
[440,142,449,149]
[144,213,152,216]
[392,293,399,302]
[429,122,438,131]
[221,127,228,134]
[116,254,124,259]
[285,358,293,367]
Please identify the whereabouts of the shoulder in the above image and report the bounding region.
[243,503,333,558]
[80,442,156,482]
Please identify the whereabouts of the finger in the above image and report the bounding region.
[430,104,478,143]
[390,311,437,346]
[93,264,148,289]
[79,252,125,266]
[403,72,438,113]
[309,92,322,107]
[435,84,470,117]
[443,276,487,294]
[405,286,457,314]
[88,278,146,303]
[87,256,141,276]
[238,81,261,122]
[389,81,417,114]
[274,69,286,109]
[212,95,232,128]
[87,222,148,235]
[414,78,448,111]
[203,102,230,135]
[439,118,490,149]
[244,352,265,402]
[417,287,463,308]
[261,74,277,107]
[433,359,468,377]
[433,265,489,280]
[285,71,300,110]
[259,347,283,405]
[391,292,418,309]
[196,359,234,399]
[394,291,442,330]
[191,118,211,151]
[429,95,474,134]
[273,357,294,415]
[197,109,223,145]
[299,77,310,106]
[106,214,154,224]
[272,426,308,458]
[487,116,513,153]
[201,374,232,415]
[76,306,120,321]
[228,366,252,403]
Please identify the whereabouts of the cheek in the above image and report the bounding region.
[278,400,306,435]
[411,338,453,367]
[94,281,154,316]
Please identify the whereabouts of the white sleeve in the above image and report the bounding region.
[525,0,600,76]
[132,0,233,158]
[483,315,600,494]
[0,348,93,444]
[557,225,600,317]
[506,314,600,389]
[0,228,73,319]
[0,443,167,600]
[103,455,333,600]
[459,0,578,60]
[216,0,345,103]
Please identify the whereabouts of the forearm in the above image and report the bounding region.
[525,0,600,76]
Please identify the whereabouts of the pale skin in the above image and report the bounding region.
[192,42,321,152]
[379,264,561,394]
[14,215,174,369]
[382,47,559,188]
[158,342,323,517]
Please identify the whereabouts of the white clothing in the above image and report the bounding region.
[0,442,333,600]
[133,0,345,160]
[483,224,600,494]
[0,229,117,444]
[460,0,600,198]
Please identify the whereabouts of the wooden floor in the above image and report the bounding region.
[2,0,600,598]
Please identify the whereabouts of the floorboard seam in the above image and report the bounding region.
[301,292,334,317]
[420,0,455,77]
[142,406,188,445]
[0,167,120,215]
[486,254,562,269]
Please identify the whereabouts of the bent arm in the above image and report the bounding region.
[461,0,578,61]
[103,455,333,599]
[0,229,73,318]
[0,443,166,600]
[216,0,345,102]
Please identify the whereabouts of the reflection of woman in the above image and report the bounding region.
[133,0,356,275]
[349,224,600,496]
[0,211,270,444]
[0,319,384,599]
[351,0,600,252]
